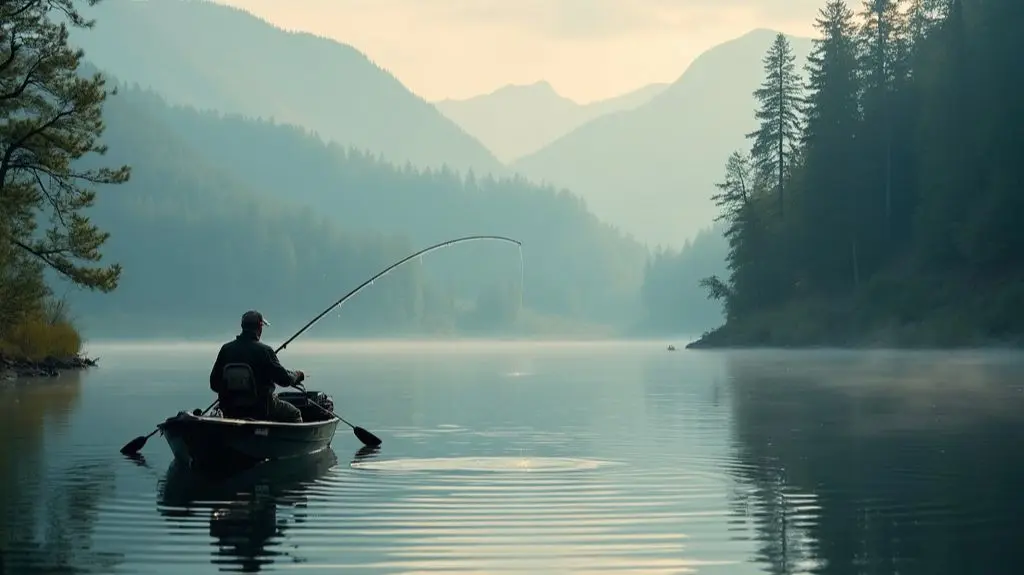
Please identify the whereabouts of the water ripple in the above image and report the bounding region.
[44,446,756,574]
[9,347,1021,574]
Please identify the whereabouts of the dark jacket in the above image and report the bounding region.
[209,331,300,400]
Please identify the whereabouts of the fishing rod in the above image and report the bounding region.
[277,234,523,352]
[119,234,523,456]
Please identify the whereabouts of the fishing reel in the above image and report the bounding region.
[302,388,334,412]
[290,384,334,412]
[310,392,334,413]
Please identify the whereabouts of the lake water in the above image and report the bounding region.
[2,341,1023,574]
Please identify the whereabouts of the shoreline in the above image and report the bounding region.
[682,284,1024,351]
[685,338,1024,351]
[685,324,1024,351]
[0,353,98,380]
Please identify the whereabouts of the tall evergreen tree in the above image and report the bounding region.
[856,0,911,259]
[747,33,803,220]
[912,0,970,267]
[942,0,1024,271]
[906,0,949,46]
[701,151,761,318]
[798,0,863,292]
[0,0,130,292]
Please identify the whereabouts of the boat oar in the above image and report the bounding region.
[344,418,382,448]
[296,384,382,448]
[120,398,218,455]
[118,234,521,457]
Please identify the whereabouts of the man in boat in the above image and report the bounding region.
[209,310,306,422]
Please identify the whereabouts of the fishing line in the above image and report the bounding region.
[518,243,525,322]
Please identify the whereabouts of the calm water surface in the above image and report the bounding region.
[1,341,1023,574]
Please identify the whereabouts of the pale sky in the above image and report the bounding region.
[212,0,831,104]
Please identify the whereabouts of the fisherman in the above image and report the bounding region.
[209,310,306,422]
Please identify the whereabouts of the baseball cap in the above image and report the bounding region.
[241,310,270,328]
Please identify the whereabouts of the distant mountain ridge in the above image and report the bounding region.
[435,81,669,162]
[511,29,814,248]
[71,0,503,175]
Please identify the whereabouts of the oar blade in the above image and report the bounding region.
[120,435,148,456]
[353,426,382,448]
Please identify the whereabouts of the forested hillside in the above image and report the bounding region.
[638,225,728,336]
[106,87,646,322]
[687,0,1024,348]
[63,84,648,338]
[67,90,435,338]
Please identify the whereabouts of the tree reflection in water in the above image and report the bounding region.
[157,446,376,572]
[0,375,122,574]
[724,351,1024,575]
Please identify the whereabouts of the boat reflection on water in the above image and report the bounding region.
[157,446,379,572]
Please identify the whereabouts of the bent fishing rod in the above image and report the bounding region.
[277,234,522,352]
[119,234,523,456]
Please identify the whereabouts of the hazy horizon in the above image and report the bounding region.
[80,336,706,352]
[209,0,833,103]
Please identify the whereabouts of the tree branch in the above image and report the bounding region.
[0,102,74,188]
[0,53,45,101]
[0,31,20,75]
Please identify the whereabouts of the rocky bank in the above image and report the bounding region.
[1,353,98,380]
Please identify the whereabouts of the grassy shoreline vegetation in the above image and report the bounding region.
[684,0,1024,349]
[0,1,128,379]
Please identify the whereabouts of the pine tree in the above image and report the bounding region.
[906,0,949,47]
[911,0,969,267]
[701,151,757,318]
[856,0,910,256]
[747,33,803,219]
[0,0,131,292]
[798,0,863,292]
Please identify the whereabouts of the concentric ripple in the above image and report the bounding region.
[349,456,621,473]
[283,452,747,574]
[21,447,761,574]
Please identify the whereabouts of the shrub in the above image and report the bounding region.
[0,298,82,361]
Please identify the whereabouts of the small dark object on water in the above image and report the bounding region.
[667,345,676,351]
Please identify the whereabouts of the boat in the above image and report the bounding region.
[157,389,340,470]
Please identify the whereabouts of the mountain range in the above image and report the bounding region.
[434,81,668,163]
[73,0,814,250]
[73,0,502,175]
